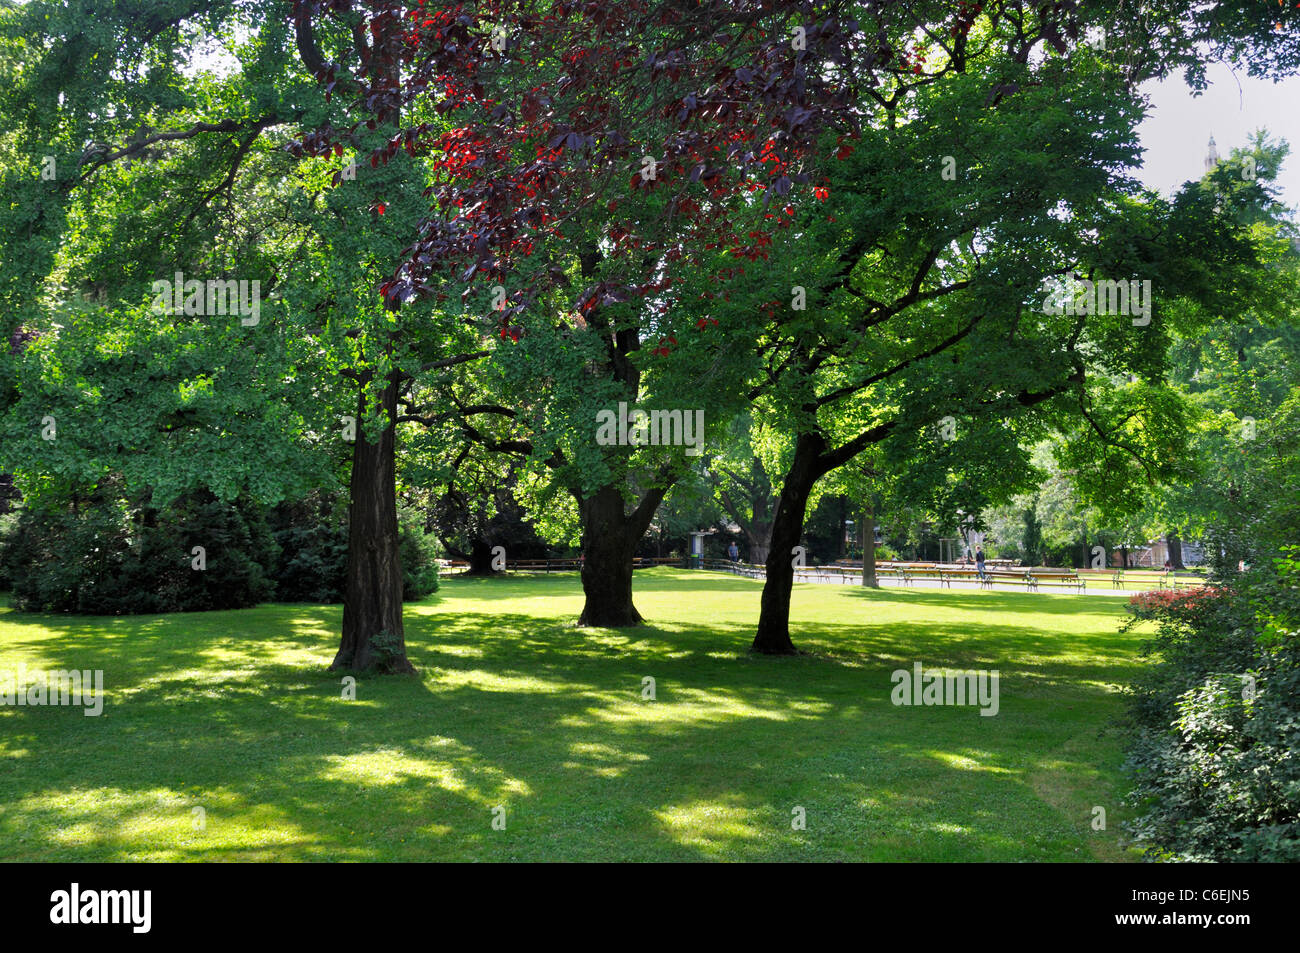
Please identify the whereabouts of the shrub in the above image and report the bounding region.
[1,488,276,614]
[266,495,439,604]
[0,511,17,590]
[267,494,349,603]
[398,505,440,601]
[1121,551,1300,860]
[1,486,441,613]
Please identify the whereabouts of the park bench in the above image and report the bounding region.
[905,568,951,587]
[1025,570,1086,592]
[700,557,763,578]
[980,569,1047,591]
[634,556,682,568]
[1159,571,1206,590]
[976,570,1025,589]
[511,558,585,572]
[794,565,854,584]
[942,568,985,588]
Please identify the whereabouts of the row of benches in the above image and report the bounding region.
[836,559,1017,570]
[782,564,1086,591]
[882,567,1086,592]
[1110,570,1206,590]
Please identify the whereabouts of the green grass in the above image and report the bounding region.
[0,568,1147,861]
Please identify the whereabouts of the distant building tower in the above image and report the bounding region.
[1205,136,1220,172]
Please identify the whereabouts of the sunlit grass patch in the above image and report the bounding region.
[0,569,1142,861]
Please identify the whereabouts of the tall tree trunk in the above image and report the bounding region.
[1167,533,1185,570]
[467,538,496,575]
[753,433,825,654]
[750,485,773,565]
[578,486,640,626]
[334,375,414,674]
[576,482,671,627]
[837,495,848,557]
[862,504,878,588]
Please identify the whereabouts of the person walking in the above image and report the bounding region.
[975,546,986,579]
[727,541,739,563]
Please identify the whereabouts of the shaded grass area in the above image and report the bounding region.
[0,569,1143,861]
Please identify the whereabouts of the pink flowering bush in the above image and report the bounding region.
[1126,585,1224,621]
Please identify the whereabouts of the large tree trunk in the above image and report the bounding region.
[334,375,415,674]
[742,513,773,565]
[753,433,825,655]
[862,504,878,588]
[1167,533,1185,570]
[837,495,848,557]
[576,483,669,627]
[466,538,497,575]
[749,487,773,565]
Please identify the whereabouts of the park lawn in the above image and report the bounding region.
[0,568,1147,862]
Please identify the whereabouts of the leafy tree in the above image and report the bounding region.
[710,412,784,565]
[745,7,1298,651]
[0,0,478,671]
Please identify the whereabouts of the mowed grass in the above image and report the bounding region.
[0,568,1147,862]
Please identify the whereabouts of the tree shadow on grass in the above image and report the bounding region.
[0,582,1139,862]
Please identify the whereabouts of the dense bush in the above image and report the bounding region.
[267,495,349,603]
[0,489,439,613]
[0,511,16,590]
[398,504,440,601]
[1121,550,1300,861]
[0,489,277,614]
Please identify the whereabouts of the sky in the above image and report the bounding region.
[1137,63,1300,214]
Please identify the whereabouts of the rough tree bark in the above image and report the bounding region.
[1167,533,1185,570]
[717,460,776,565]
[333,373,415,674]
[862,504,878,588]
[577,482,671,627]
[298,14,412,673]
[753,433,828,654]
[467,538,498,575]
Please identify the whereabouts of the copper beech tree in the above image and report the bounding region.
[291,0,865,626]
